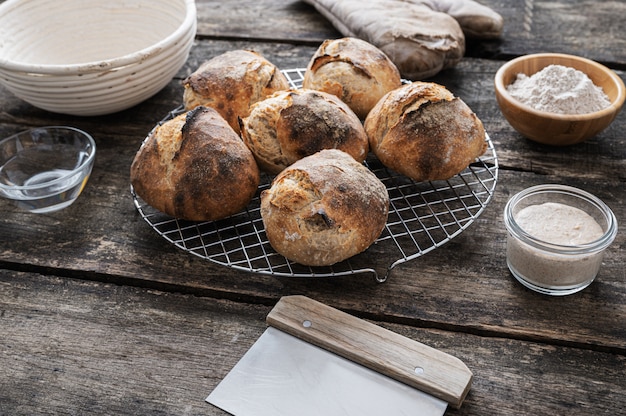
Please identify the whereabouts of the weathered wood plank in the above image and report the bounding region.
[0,0,624,68]
[2,162,623,353]
[194,0,339,44]
[193,0,626,67]
[0,40,624,353]
[492,0,626,66]
[0,41,623,179]
[1,271,625,416]
[1,3,624,415]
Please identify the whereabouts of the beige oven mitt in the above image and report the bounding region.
[303,0,503,79]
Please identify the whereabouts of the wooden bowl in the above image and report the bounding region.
[494,53,625,146]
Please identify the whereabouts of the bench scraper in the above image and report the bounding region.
[206,295,472,415]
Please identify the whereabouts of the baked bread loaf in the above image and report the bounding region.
[302,37,402,119]
[260,149,389,266]
[302,0,503,79]
[182,50,290,133]
[365,81,486,182]
[130,106,260,221]
[240,88,369,174]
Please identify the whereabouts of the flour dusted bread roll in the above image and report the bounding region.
[303,37,402,119]
[130,106,260,221]
[240,88,369,174]
[260,149,389,266]
[365,81,486,182]
[182,50,290,133]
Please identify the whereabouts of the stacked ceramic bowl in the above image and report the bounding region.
[0,0,197,116]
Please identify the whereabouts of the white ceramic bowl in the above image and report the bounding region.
[0,0,197,116]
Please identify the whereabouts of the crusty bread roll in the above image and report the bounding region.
[240,88,369,174]
[182,50,290,133]
[130,106,260,221]
[260,149,389,266]
[303,37,402,119]
[365,81,486,182]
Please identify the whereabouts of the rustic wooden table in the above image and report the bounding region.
[1,1,624,415]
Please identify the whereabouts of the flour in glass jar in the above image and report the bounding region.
[507,202,605,288]
[507,64,611,114]
[515,202,603,245]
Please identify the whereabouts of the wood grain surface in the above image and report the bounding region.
[2,271,625,416]
[1,0,625,415]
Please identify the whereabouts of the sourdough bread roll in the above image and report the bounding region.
[130,106,260,221]
[260,149,389,266]
[303,37,402,119]
[182,50,290,133]
[365,81,486,182]
[240,88,369,174]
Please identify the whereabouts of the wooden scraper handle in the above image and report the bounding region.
[266,295,472,409]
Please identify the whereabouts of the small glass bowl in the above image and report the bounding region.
[0,126,96,213]
[503,184,617,296]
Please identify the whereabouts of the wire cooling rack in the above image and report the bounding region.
[132,69,498,282]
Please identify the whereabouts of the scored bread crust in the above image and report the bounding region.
[182,50,290,133]
[130,106,260,221]
[240,88,369,174]
[260,149,389,266]
[365,81,486,182]
[303,37,402,119]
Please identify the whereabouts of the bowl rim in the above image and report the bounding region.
[0,0,196,75]
[494,53,626,121]
[0,126,97,192]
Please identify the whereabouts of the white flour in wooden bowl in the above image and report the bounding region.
[507,64,611,114]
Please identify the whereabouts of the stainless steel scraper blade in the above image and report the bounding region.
[206,327,447,416]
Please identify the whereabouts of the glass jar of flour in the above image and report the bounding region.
[503,184,617,296]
